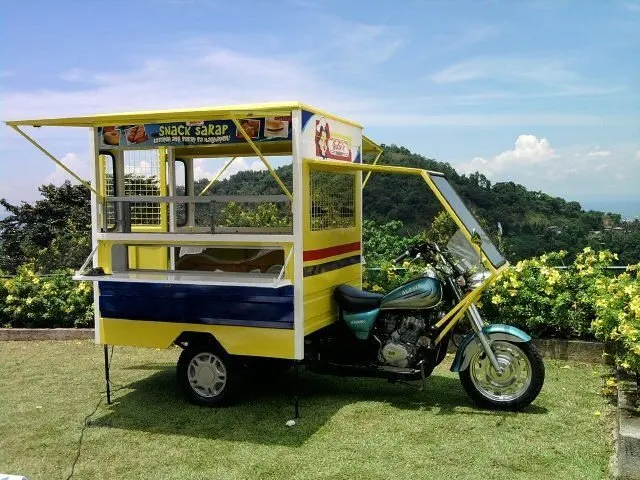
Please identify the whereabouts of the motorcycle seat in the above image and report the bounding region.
[333,284,383,313]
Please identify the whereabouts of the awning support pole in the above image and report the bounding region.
[198,156,237,196]
[9,125,104,199]
[362,148,384,188]
[230,116,293,200]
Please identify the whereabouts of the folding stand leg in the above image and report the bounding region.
[104,345,111,405]
[293,361,300,419]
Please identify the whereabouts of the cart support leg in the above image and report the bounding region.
[104,345,111,405]
[294,361,300,419]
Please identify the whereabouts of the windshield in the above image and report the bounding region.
[428,173,506,268]
[447,229,480,263]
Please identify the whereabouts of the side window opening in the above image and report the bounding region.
[310,170,356,231]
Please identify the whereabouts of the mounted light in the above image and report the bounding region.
[466,271,492,290]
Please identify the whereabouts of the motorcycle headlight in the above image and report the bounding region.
[466,271,492,290]
[422,266,438,279]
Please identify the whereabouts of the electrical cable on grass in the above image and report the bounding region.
[65,396,102,480]
[66,346,124,480]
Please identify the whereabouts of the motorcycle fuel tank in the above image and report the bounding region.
[380,276,443,310]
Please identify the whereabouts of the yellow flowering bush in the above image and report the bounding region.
[592,263,640,374]
[482,248,616,339]
[0,264,93,328]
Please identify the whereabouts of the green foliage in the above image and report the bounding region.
[310,171,355,230]
[482,248,617,339]
[218,202,291,228]
[0,181,91,273]
[0,271,8,326]
[0,264,93,328]
[363,220,421,265]
[423,211,458,245]
[362,220,423,293]
[592,263,640,374]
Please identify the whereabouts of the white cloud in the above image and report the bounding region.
[586,148,611,157]
[457,140,640,199]
[426,26,498,57]
[431,56,580,85]
[329,21,404,67]
[44,152,90,185]
[458,134,556,177]
[193,157,267,183]
[428,56,623,98]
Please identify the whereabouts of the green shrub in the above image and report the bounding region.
[482,248,616,339]
[592,263,640,375]
[219,202,291,228]
[1,264,93,328]
[0,273,8,326]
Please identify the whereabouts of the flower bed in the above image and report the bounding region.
[0,264,93,328]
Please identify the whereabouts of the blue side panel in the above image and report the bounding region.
[98,282,294,329]
[354,146,362,164]
[343,309,379,340]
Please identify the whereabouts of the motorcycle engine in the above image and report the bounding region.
[380,315,427,367]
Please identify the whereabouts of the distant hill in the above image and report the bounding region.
[580,198,640,221]
[201,144,639,263]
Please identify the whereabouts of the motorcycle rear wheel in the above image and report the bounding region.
[459,340,544,411]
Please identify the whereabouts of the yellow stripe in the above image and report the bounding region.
[100,318,295,359]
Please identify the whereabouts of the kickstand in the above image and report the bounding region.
[397,360,427,391]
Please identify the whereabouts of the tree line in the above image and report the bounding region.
[1,144,639,274]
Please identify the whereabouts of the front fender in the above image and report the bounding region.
[450,324,532,372]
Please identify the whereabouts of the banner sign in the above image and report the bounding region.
[300,110,362,163]
[98,117,292,148]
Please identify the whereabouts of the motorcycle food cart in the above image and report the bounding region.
[6,101,544,411]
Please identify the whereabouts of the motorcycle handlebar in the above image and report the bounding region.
[393,251,411,264]
[393,242,441,265]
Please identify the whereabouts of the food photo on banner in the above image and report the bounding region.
[98,116,292,148]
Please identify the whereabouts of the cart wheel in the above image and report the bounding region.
[177,345,242,407]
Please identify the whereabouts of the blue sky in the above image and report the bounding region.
[1,0,639,213]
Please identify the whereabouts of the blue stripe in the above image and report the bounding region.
[301,109,314,131]
[98,282,294,329]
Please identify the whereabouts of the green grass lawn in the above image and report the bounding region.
[0,341,614,480]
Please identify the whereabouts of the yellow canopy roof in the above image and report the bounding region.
[5,101,361,128]
[5,101,383,153]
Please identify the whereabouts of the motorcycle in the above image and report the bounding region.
[305,229,545,411]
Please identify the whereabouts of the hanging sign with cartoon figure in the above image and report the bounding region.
[301,110,362,163]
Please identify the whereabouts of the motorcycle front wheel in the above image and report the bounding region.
[459,340,544,411]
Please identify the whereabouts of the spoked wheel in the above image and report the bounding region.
[459,340,544,411]
[177,345,242,406]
